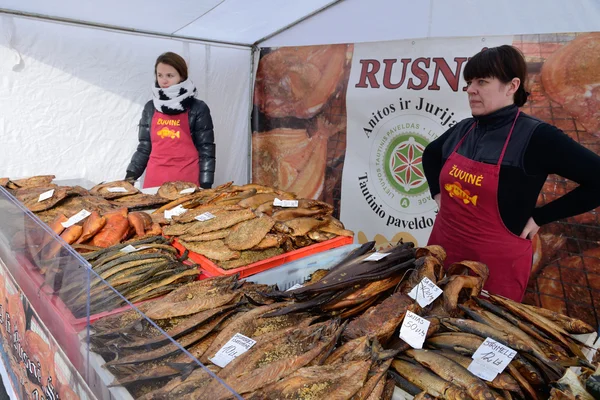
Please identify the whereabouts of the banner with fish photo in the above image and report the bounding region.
[0,260,93,400]
[252,32,600,331]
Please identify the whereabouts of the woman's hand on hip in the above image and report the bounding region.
[520,217,540,239]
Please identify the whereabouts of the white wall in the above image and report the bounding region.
[0,15,251,186]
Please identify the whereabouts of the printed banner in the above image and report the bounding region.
[252,33,600,329]
[0,259,93,400]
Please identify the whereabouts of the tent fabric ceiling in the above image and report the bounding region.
[0,0,338,46]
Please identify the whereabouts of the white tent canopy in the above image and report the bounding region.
[1,0,599,186]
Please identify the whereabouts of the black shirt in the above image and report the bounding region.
[422,104,600,236]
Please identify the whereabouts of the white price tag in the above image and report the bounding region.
[468,337,516,380]
[164,205,187,220]
[209,333,256,368]
[38,189,55,202]
[408,277,443,307]
[273,198,299,208]
[195,212,216,222]
[468,360,499,381]
[120,245,137,253]
[286,283,304,291]
[180,187,196,194]
[61,210,91,228]
[399,310,430,349]
[364,252,389,261]
[107,187,128,193]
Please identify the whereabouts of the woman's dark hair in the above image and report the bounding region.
[155,52,188,81]
[463,45,529,107]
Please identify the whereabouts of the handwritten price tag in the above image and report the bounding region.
[180,187,196,194]
[195,212,216,222]
[61,210,91,228]
[209,333,256,368]
[273,198,298,208]
[408,277,443,307]
[467,337,517,380]
[164,205,187,220]
[107,187,128,193]
[399,310,430,349]
[364,252,389,261]
[38,189,55,202]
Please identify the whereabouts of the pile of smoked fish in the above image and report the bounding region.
[57,236,198,317]
[89,241,599,400]
[156,181,353,270]
[4,176,352,269]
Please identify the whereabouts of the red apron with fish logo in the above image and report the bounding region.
[427,111,532,301]
[143,110,199,188]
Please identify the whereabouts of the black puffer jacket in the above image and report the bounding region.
[126,98,216,188]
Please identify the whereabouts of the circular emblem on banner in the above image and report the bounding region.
[384,133,428,196]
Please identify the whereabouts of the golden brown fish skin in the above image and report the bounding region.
[391,359,470,400]
[161,275,239,303]
[185,208,257,235]
[406,349,500,400]
[201,303,291,363]
[136,366,218,400]
[323,276,402,311]
[8,175,55,189]
[415,245,447,263]
[251,233,285,250]
[76,211,107,243]
[237,193,279,209]
[178,239,241,261]
[434,350,521,392]
[246,360,372,400]
[284,217,328,236]
[206,320,344,398]
[16,185,68,212]
[351,359,392,400]
[157,181,198,200]
[325,336,371,365]
[364,375,386,400]
[217,248,284,270]
[272,207,327,221]
[308,230,336,242]
[225,216,275,251]
[179,228,231,242]
[128,212,153,237]
[343,292,415,344]
[521,303,595,334]
[146,291,242,320]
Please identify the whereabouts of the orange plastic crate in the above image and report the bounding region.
[173,235,354,279]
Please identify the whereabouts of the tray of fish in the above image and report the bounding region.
[86,240,599,399]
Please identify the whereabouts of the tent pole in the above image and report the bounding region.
[0,8,251,49]
[247,46,258,184]
[253,0,345,46]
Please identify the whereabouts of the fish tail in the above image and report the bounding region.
[471,195,478,206]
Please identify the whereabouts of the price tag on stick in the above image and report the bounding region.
[467,337,517,381]
[209,333,256,368]
[399,310,430,349]
[407,277,443,307]
[61,210,91,228]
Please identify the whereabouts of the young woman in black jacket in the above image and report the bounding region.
[125,52,215,189]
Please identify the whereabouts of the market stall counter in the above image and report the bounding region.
[0,186,241,400]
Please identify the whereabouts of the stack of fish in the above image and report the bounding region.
[57,236,198,317]
[87,240,598,399]
[159,182,353,270]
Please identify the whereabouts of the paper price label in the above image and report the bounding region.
[38,189,55,202]
[61,210,91,228]
[164,205,187,220]
[273,198,299,208]
[180,187,196,194]
[209,333,256,368]
[107,187,128,193]
[120,245,137,253]
[364,252,389,261]
[195,212,216,222]
[408,277,443,307]
[467,359,499,381]
[399,310,430,349]
[286,283,304,291]
[469,337,516,379]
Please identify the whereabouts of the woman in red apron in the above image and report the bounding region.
[125,52,216,189]
[423,45,600,301]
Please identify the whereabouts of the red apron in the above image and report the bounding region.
[427,111,532,301]
[143,110,200,189]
